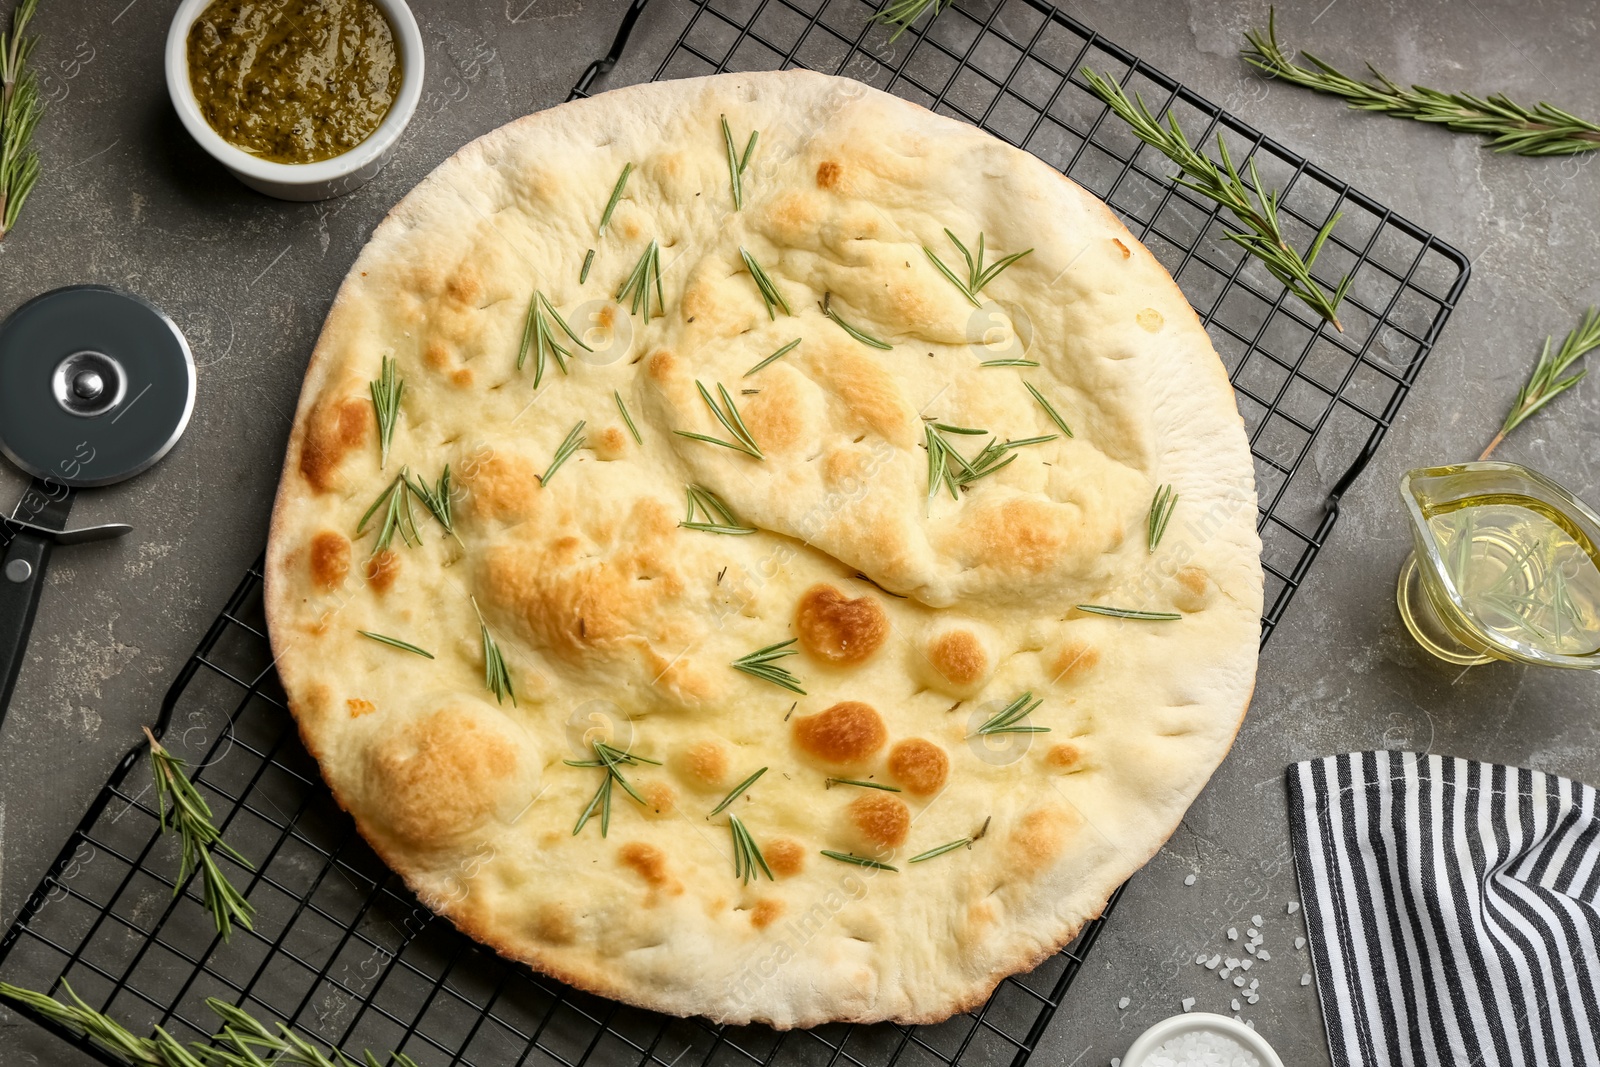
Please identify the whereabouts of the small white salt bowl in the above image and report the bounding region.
[1122,1012,1285,1067]
[164,0,424,201]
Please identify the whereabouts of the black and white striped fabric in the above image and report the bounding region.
[1288,750,1600,1067]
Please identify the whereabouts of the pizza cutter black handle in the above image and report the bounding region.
[0,526,54,726]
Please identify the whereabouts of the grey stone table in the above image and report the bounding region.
[2,0,1597,1063]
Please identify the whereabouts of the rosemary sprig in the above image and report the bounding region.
[924,230,1033,307]
[580,248,595,283]
[825,778,901,792]
[403,465,460,543]
[709,767,768,816]
[1082,67,1351,332]
[820,850,898,872]
[1076,604,1182,621]
[731,638,806,694]
[0,981,421,1067]
[368,355,403,470]
[598,161,633,234]
[970,692,1049,737]
[721,115,758,209]
[681,484,756,535]
[746,338,801,377]
[738,246,792,318]
[871,0,952,43]
[728,813,774,884]
[1147,484,1177,551]
[539,421,586,485]
[0,0,42,241]
[568,740,660,837]
[820,292,891,349]
[1243,10,1600,157]
[674,380,764,458]
[924,424,1054,499]
[356,471,422,552]
[472,597,515,706]
[614,389,643,445]
[143,727,255,941]
[908,838,972,862]
[518,291,593,387]
[616,239,665,322]
[1480,307,1599,459]
[1024,382,1074,438]
[357,631,434,659]
[980,358,1038,368]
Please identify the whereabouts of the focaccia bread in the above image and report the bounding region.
[265,69,1262,1028]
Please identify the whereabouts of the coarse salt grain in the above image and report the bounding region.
[1185,874,1197,886]
[1301,973,1312,985]
[1234,976,1245,987]
[1140,1029,1261,1067]
[1258,950,1271,961]
[1181,997,1196,1012]
[1231,998,1240,1011]
[1196,953,1207,965]
[1245,945,1257,956]
[1295,937,1306,950]
[1226,958,1240,968]
[1227,927,1238,940]
[1246,927,1259,938]
[1119,997,1131,1010]
[1287,902,1300,914]
[1207,955,1221,969]
[1219,968,1231,980]
[1251,915,1263,926]
[1240,960,1252,971]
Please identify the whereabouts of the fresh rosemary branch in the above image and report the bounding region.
[1147,484,1177,551]
[1082,67,1351,332]
[924,230,1032,307]
[746,338,800,377]
[729,814,773,884]
[1242,10,1600,157]
[681,484,755,535]
[568,740,660,837]
[738,246,792,319]
[0,0,41,241]
[924,423,1054,500]
[1076,604,1182,621]
[1024,382,1074,438]
[471,597,515,706]
[820,292,891,349]
[825,778,901,792]
[539,420,586,485]
[980,358,1038,368]
[721,115,758,209]
[674,380,764,458]
[143,727,255,941]
[580,248,595,284]
[871,0,952,43]
[518,291,592,388]
[616,239,665,322]
[599,161,633,234]
[710,767,768,816]
[357,631,434,659]
[0,981,421,1067]
[731,638,806,694]
[403,465,460,543]
[970,692,1049,737]
[908,838,972,862]
[368,356,403,470]
[1480,307,1599,459]
[820,850,898,872]
[357,471,421,552]
[614,389,642,444]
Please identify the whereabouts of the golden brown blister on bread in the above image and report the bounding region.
[264,70,1261,1029]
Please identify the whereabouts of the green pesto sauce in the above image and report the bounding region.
[187,0,400,165]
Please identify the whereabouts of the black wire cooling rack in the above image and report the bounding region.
[0,0,1469,1064]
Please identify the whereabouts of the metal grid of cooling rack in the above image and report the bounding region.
[1,0,1469,1063]
[0,559,1124,1067]
[573,0,1472,644]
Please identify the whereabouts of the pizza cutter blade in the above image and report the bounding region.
[0,286,196,724]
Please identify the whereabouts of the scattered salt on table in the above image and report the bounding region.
[1184,874,1197,886]
[1251,915,1263,927]
[1295,937,1306,950]
[1301,973,1312,986]
[1258,950,1271,961]
[1287,901,1300,915]
[1119,996,1130,1009]
[1140,1030,1262,1067]
[1227,927,1238,940]
[1181,996,1196,1012]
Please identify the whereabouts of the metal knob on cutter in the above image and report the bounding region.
[0,286,197,725]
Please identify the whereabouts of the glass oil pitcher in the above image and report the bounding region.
[1398,462,1600,669]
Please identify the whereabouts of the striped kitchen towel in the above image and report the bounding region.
[1288,750,1600,1067]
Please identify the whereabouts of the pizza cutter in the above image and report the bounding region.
[0,286,196,724]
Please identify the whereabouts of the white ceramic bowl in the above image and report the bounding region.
[1121,1012,1286,1067]
[164,0,424,201]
